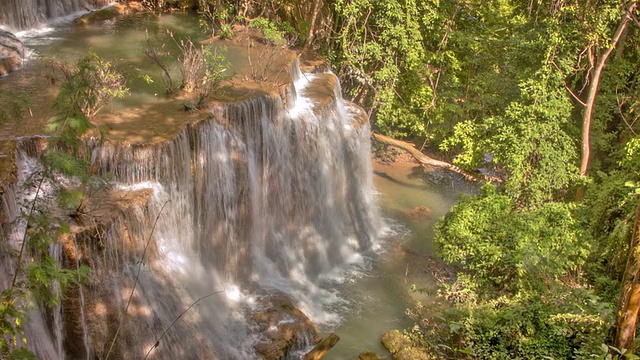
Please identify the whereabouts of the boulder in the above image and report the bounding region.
[0,29,23,75]
[251,292,321,360]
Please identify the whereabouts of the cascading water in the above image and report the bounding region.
[0,2,383,356]
[0,0,112,31]
[2,54,380,359]
[90,64,378,358]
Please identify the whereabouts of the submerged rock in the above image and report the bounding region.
[0,29,23,75]
[251,292,321,360]
[357,351,382,360]
[407,205,432,219]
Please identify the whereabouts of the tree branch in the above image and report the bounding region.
[372,132,501,183]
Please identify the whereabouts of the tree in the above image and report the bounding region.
[576,1,638,178]
[303,0,322,51]
[611,137,640,352]
[615,199,640,353]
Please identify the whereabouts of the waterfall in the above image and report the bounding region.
[0,0,112,31]
[1,56,379,359]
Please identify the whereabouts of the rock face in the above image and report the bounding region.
[251,292,321,360]
[0,29,23,75]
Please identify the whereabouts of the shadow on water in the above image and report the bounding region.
[373,169,429,190]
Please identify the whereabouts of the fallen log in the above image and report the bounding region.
[303,333,340,360]
[372,132,501,183]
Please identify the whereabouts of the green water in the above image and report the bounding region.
[320,161,463,359]
[24,12,253,111]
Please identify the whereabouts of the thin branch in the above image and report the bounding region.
[11,171,46,289]
[372,132,502,183]
[105,200,170,360]
[550,60,587,106]
[617,85,638,136]
[142,289,225,360]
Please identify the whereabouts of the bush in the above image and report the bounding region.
[435,184,589,294]
[410,278,612,359]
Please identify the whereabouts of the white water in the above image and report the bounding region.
[0,0,112,31]
[0,6,385,358]
[96,68,377,358]
[1,64,379,359]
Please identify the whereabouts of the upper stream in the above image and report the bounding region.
[0,10,465,359]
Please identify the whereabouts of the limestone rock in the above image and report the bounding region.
[0,29,23,75]
[251,292,321,360]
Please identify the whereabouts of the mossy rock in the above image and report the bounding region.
[381,330,432,360]
[74,8,119,25]
[73,3,145,25]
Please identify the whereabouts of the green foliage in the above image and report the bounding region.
[198,1,240,38]
[410,285,612,359]
[249,17,295,46]
[0,90,30,124]
[1,54,121,357]
[218,23,234,40]
[441,53,580,207]
[581,136,640,305]
[332,0,431,138]
[51,53,129,120]
[435,184,588,294]
[193,45,230,107]
[429,179,609,358]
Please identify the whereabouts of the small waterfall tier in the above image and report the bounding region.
[0,45,379,358]
[0,0,112,31]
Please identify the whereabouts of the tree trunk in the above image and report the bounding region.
[579,1,636,178]
[372,132,499,182]
[303,0,322,51]
[615,199,640,352]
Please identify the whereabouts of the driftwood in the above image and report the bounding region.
[372,132,500,183]
[303,333,340,360]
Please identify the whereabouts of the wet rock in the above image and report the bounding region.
[251,292,321,360]
[0,29,24,75]
[303,333,339,360]
[382,330,433,360]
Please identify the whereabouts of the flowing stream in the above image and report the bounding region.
[0,10,465,360]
